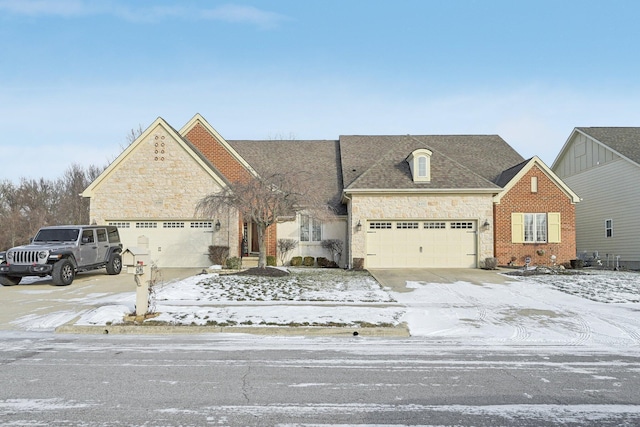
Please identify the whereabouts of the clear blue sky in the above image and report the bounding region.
[2,0,639,182]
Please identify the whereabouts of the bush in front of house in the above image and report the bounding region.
[303,256,315,266]
[208,245,229,266]
[277,238,298,266]
[317,256,339,268]
[267,255,277,266]
[290,256,302,266]
[226,256,241,270]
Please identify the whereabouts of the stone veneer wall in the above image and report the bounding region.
[88,124,241,265]
[90,125,223,223]
[348,193,494,268]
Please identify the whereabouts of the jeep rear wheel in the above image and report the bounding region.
[52,259,75,286]
[106,254,122,275]
[0,275,21,286]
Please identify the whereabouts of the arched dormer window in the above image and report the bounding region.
[407,148,432,182]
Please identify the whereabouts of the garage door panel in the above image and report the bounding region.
[366,220,476,268]
[114,221,213,268]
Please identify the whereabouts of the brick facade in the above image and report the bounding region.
[184,123,253,184]
[494,165,577,266]
[184,121,277,257]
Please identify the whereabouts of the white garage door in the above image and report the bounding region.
[110,221,214,268]
[366,220,477,268]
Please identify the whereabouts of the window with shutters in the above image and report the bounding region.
[512,213,561,243]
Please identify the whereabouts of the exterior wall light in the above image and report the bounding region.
[356,220,362,231]
[215,220,221,231]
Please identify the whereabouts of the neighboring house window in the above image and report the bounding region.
[300,215,322,242]
[511,213,561,243]
[605,219,613,238]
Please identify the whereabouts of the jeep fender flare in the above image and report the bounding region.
[52,251,78,269]
[106,246,122,259]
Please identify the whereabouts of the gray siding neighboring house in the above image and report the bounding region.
[552,127,640,269]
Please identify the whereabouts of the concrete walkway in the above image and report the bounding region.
[369,268,510,292]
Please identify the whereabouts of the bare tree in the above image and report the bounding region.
[277,238,298,266]
[55,163,104,225]
[0,164,105,250]
[123,124,145,149]
[321,239,343,264]
[196,170,331,269]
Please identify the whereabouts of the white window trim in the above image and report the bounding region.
[407,149,432,182]
[524,213,547,243]
[300,214,322,242]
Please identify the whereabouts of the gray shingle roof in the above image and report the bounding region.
[228,139,346,215]
[494,158,531,188]
[340,135,524,190]
[225,134,526,212]
[576,127,640,164]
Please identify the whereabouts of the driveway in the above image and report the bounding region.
[0,268,202,331]
[369,268,509,292]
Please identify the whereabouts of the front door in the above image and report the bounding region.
[250,222,259,253]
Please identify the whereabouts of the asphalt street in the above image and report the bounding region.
[1,332,640,426]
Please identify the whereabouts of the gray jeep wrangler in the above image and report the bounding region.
[0,225,123,286]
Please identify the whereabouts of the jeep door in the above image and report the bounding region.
[95,228,110,262]
[79,229,98,265]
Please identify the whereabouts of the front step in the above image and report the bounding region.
[241,256,259,268]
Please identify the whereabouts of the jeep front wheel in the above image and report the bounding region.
[52,259,75,286]
[0,275,21,286]
[106,254,122,275]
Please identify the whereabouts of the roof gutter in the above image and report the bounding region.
[343,188,500,196]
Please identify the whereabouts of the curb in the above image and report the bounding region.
[55,323,411,337]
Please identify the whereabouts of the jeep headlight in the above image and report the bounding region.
[6,251,13,261]
[39,251,48,259]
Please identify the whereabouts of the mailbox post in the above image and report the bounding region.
[122,247,151,317]
[134,261,148,316]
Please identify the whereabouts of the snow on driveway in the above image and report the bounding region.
[10,268,640,349]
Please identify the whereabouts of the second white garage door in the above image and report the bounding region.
[366,220,477,268]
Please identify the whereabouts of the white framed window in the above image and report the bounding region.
[163,222,185,228]
[418,156,428,177]
[191,221,213,229]
[108,222,130,228]
[424,222,446,229]
[135,222,157,229]
[369,222,392,229]
[300,215,322,242]
[512,212,560,243]
[451,222,474,229]
[524,213,547,243]
[397,222,419,229]
[605,219,613,238]
[407,149,432,182]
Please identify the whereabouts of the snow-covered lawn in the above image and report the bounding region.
[12,267,640,348]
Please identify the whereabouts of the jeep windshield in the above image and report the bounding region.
[33,228,80,243]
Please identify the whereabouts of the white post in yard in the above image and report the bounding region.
[135,261,149,316]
